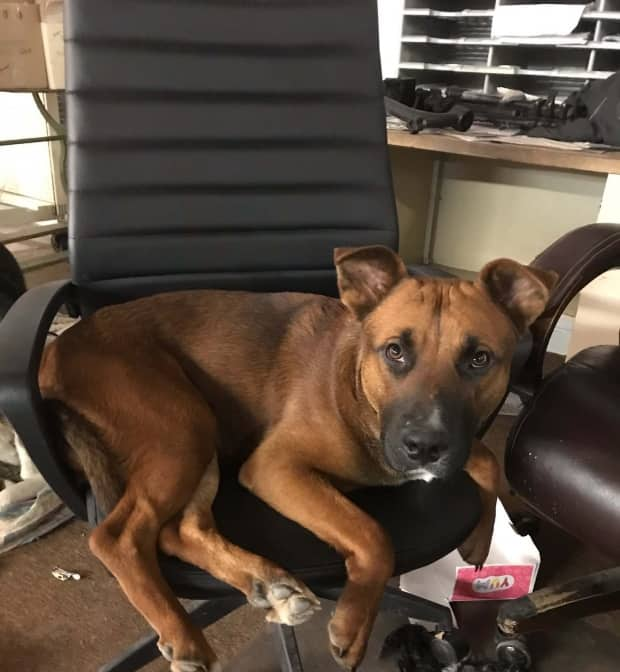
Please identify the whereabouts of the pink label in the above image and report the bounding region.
[451,564,535,602]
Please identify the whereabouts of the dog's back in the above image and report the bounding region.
[39,288,347,500]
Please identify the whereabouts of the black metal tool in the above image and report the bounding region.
[385,96,473,134]
[415,85,577,131]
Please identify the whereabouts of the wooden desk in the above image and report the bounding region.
[387,130,620,175]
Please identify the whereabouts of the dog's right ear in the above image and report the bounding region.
[334,245,408,319]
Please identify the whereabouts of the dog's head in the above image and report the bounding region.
[335,245,557,482]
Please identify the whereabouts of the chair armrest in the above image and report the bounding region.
[0,281,87,519]
[516,223,620,394]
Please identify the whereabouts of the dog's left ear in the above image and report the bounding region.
[334,245,408,319]
[479,258,558,332]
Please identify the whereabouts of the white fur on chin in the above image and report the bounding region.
[406,468,436,483]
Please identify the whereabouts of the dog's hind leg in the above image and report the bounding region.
[159,456,320,627]
[88,424,223,672]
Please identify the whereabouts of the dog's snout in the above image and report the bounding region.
[383,400,472,478]
[401,429,446,465]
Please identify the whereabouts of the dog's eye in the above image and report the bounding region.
[471,350,491,369]
[385,342,404,362]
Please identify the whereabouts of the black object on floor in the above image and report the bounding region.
[381,624,443,672]
[381,624,532,672]
[0,243,25,320]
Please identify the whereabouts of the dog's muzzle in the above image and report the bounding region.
[381,399,472,480]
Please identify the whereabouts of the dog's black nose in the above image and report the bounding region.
[401,430,446,464]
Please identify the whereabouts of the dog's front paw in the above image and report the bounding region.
[328,611,373,671]
[250,576,321,626]
[171,662,221,672]
[158,643,221,672]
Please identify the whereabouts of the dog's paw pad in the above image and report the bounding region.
[328,619,367,671]
[158,643,174,662]
[252,577,320,626]
[329,642,357,672]
[289,596,315,617]
[171,662,219,672]
[158,642,220,672]
[271,584,294,600]
[171,659,221,672]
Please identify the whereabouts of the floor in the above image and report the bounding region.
[0,204,69,289]
[1,414,618,672]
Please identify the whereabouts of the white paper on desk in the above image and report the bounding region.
[488,134,593,151]
[491,4,586,39]
[497,32,590,45]
[421,125,520,141]
[377,0,405,78]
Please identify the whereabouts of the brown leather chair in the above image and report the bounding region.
[495,223,620,669]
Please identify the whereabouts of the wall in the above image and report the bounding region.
[567,174,620,356]
[390,153,607,270]
[0,93,54,208]
[389,153,610,354]
[431,158,606,270]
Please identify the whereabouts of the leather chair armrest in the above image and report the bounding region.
[0,281,87,519]
[516,223,620,394]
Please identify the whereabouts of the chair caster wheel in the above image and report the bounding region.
[431,628,471,667]
[51,232,68,252]
[496,637,531,670]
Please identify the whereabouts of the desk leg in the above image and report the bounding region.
[389,146,436,265]
[423,158,444,265]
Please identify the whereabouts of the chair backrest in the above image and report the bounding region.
[65,0,397,311]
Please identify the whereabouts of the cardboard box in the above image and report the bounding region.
[0,2,48,89]
[39,0,62,89]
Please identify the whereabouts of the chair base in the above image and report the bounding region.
[99,586,453,672]
[497,566,620,635]
[99,596,245,672]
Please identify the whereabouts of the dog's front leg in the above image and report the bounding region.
[240,443,394,671]
[459,439,500,569]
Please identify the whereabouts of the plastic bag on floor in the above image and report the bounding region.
[0,425,73,554]
[0,315,77,554]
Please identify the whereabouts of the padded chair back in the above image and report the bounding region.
[65,0,397,311]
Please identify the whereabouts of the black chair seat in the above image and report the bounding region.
[158,472,481,598]
[506,345,620,561]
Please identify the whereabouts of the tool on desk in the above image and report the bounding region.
[414,85,577,131]
[385,73,620,146]
[384,77,567,134]
[385,95,473,134]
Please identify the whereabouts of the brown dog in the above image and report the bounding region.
[38,246,555,672]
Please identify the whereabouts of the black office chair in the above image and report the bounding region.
[494,224,620,669]
[0,243,25,320]
[0,2,574,670]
